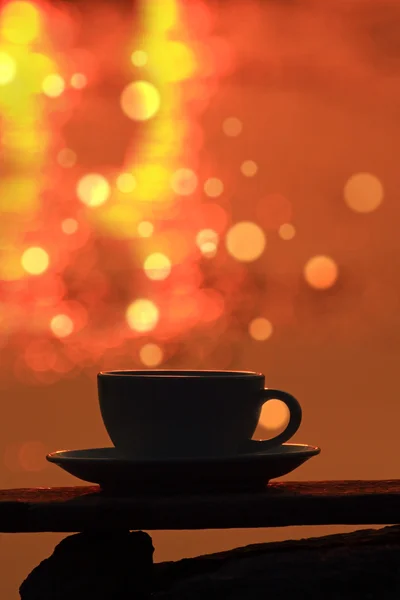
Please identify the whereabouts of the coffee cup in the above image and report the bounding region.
[97,370,302,460]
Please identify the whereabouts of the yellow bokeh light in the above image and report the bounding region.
[137,221,154,237]
[139,343,163,367]
[77,174,110,207]
[70,73,87,89]
[249,317,273,341]
[42,74,65,98]
[131,50,148,67]
[134,164,169,202]
[121,81,161,121]
[61,218,78,235]
[171,168,198,196]
[161,41,196,82]
[0,52,17,85]
[304,255,338,290]
[241,160,258,177]
[344,172,384,213]
[50,314,74,338]
[222,117,243,137]
[259,399,289,431]
[144,253,171,280]
[126,299,159,332]
[21,247,49,275]
[116,173,136,193]
[1,1,41,45]
[204,178,224,198]
[57,148,77,168]
[226,221,266,262]
[279,223,296,240]
[196,229,219,257]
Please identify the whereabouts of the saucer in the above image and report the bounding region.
[46,444,320,494]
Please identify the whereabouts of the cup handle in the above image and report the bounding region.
[243,389,302,453]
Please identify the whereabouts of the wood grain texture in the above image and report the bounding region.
[1,480,399,532]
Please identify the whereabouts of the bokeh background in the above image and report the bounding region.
[1,0,400,597]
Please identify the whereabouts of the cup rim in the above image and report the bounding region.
[98,369,264,379]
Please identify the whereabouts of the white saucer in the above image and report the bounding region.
[47,444,320,493]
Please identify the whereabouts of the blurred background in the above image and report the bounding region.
[1,0,400,597]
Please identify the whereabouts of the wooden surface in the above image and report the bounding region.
[20,526,400,599]
[1,480,400,532]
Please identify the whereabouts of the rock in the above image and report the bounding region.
[19,530,153,600]
[153,525,400,599]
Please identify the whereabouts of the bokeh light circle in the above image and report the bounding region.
[61,218,78,234]
[50,314,74,338]
[171,168,198,196]
[126,299,159,332]
[259,400,289,431]
[42,74,65,98]
[77,174,110,207]
[21,247,49,275]
[137,221,154,237]
[304,255,338,290]
[196,229,219,257]
[0,52,16,85]
[279,223,296,240]
[139,343,163,366]
[204,177,224,198]
[344,172,384,213]
[117,173,136,193]
[70,73,87,89]
[1,2,41,45]
[131,50,148,67]
[241,160,258,177]
[57,148,77,168]
[121,81,161,121]
[249,317,273,341]
[222,117,242,137]
[226,221,266,262]
[144,253,171,280]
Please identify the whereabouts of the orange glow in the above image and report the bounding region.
[70,72,87,89]
[196,228,219,257]
[259,400,289,431]
[279,223,296,240]
[344,173,384,213]
[126,299,159,332]
[137,221,154,237]
[204,177,224,198]
[61,218,78,234]
[57,148,77,168]
[171,168,198,196]
[241,160,258,177]
[222,117,242,137]
[77,174,110,207]
[18,441,47,472]
[249,317,273,341]
[304,255,338,290]
[256,193,293,229]
[121,81,161,121]
[226,221,266,262]
[139,343,163,366]
[21,247,49,275]
[50,314,74,338]
[144,253,172,280]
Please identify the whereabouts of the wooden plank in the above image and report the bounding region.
[0,480,399,533]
